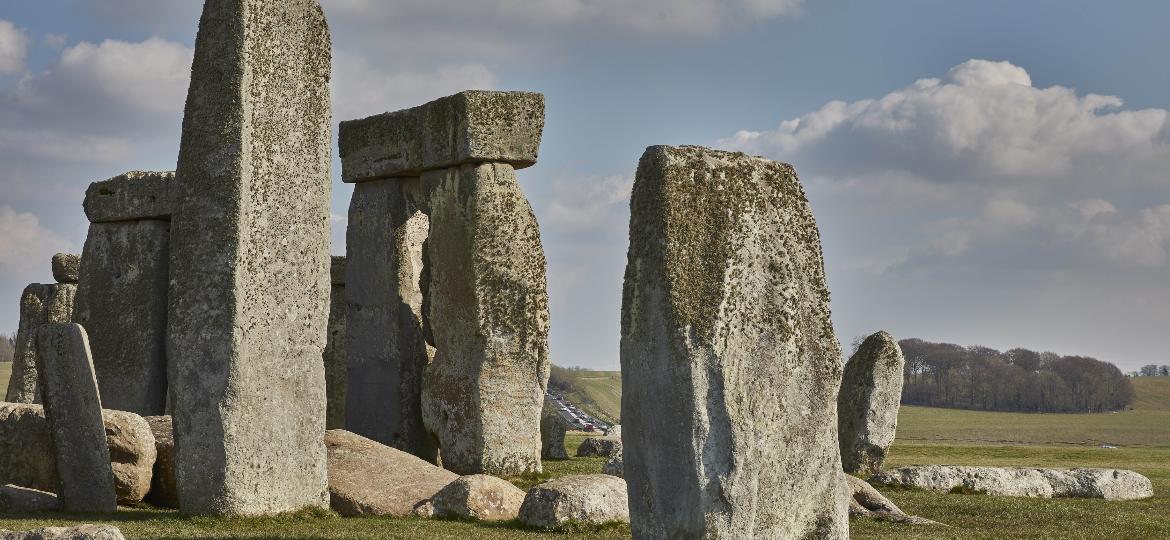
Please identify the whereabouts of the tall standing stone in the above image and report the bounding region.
[75,172,174,416]
[838,331,905,476]
[167,0,332,516]
[620,145,848,539]
[325,256,348,430]
[34,323,117,513]
[6,269,77,404]
[540,400,569,460]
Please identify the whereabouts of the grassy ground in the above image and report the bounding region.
[0,361,11,394]
[558,371,621,424]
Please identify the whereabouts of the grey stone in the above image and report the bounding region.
[0,485,58,513]
[420,162,551,476]
[845,475,941,526]
[166,0,332,516]
[325,430,457,517]
[575,437,621,458]
[602,450,624,478]
[540,400,569,460]
[838,331,905,476]
[605,425,621,438]
[339,91,544,182]
[872,466,1154,500]
[431,474,526,521]
[518,474,629,528]
[104,411,157,504]
[51,254,81,284]
[5,283,76,403]
[74,220,170,416]
[34,323,117,513]
[325,256,348,430]
[0,525,125,540]
[344,178,434,458]
[83,171,174,223]
[620,145,848,539]
[143,416,177,509]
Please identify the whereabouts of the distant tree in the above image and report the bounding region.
[0,332,15,364]
[1160,365,1170,377]
[1140,364,1160,377]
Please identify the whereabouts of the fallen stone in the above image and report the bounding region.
[872,466,1154,500]
[167,0,332,515]
[5,283,76,403]
[0,485,58,513]
[74,220,170,416]
[845,475,941,526]
[325,256,348,430]
[421,162,551,476]
[620,145,848,539]
[35,323,117,513]
[51,254,80,284]
[105,411,157,505]
[576,437,621,458]
[540,401,568,460]
[838,331,905,476]
[344,178,434,458]
[83,171,174,223]
[325,430,457,517]
[143,416,178,509]
[431,474,526,521]
[518,474,629,528]
[339,90,545,181]
[0,525,125,540]
[602,450,624,478]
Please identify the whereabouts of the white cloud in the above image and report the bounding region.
[331,53,496,122]
[43,34,68,50]
[0,205,74,283]
[546,174,633,231]
[0,20,28,73]
[0,129,133,163]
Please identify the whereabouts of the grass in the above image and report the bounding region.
[0,361,10,394]
[558,371,621,424]
[3,379,1169,538]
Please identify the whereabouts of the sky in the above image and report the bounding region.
[0,1,1167,372]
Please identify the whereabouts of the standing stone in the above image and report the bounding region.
[34,323,117,513]
[620,146,848,539]
[167,0,332,515]
[51,254,81,284]
[540,400,568,460]
[325,256,349,430]
[420,162,551,476]
[5,283,76,404]
[838,331,905,476]
[344,178,434,458]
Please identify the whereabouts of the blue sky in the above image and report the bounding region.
[1,1,1168,371]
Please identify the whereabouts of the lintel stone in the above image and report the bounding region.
[84,171,175,223]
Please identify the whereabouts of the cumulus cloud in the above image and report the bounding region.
[0,205,75,283]
[331,53,497,122]
[546,174,634,232]
[0,20,28,73]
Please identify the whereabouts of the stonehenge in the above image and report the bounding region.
[325,256,349,430]
[166,0,332,515]
[620,146,848,539]
[339,91,551,476]
[838,330,906,476]
[5,257,78,404]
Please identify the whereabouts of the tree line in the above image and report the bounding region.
[897,338,1134,413]
[0,333,14,364]
[1137,365,1170,377]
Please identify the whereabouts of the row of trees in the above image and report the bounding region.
[1137,365,1170,377]
[897,338,1134,413]
[0,333,14,364]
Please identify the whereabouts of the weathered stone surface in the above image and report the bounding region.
[51,254,81,284]
[518,474,629,528]
[167,0,332,516]
[74,220,170,416]
[344,178,434,458]
[540,401,569,460]
[620,145,848,539]
[83,171,174,223]
[0,485,58,513]
[339,91,544,182]
[0,525,125,540]
[845,475,940,526]
[431,474,526,521]
[34,323,117,513]
[872,466,1154,500]
[602,450,624,478]
[143,416,178,509]
[325,256,348,430]
[839,331,905,476]
[6,283,76,403]
[105,411,157,504]
[421,162,551,476]
[325,430,457,517]
[575,437,621,458]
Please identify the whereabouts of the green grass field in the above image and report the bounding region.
[3,378,1169,538]
[559,371,622,424]
[0,361,11,394]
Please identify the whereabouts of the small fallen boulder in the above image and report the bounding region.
[326,429,458,517]
[431,474,526,521]
[575,437,621,458]
[104,410,156,504]
[0,525,125,540]
[0,485,58,512]
[872,466,1153,500]
[604,425,621,438]
[518,474,629,528]
[602,449,623,478]
[845,475,940,526]
[143,415,177,508]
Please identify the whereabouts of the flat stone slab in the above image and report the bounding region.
[0,525,125,540]
[872,466,1154,500]
[0,485,58,513]
[83,171,175,223]
[51,254,81,284]
[325,430,457,517]
[339,90,544,182]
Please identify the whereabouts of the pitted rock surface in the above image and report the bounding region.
[518,474,629,528]
[143,416,177,508]
[325,256,348,430]
[838,331,905,476]
[872,466,1153,500]
[575,437,621,458]
[431,474,526,521]
[620,145,848,539]
[51,254,80,284]
[602,450,624,478]
[325,430,457,517]
[540,400,569,460]
[0,485,58,513]
[6,283,76,403]
[83,171,174,223]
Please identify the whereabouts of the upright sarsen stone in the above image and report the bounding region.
[421,163,550,476]
[34,323,117,513]
[620,146,848,539]
[325,256,348,430]
[167,0,332,516]
[838,331,905,476]
[5,283,76,404]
